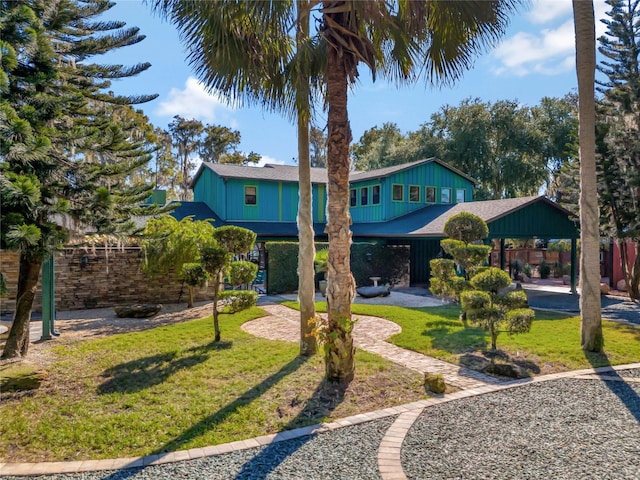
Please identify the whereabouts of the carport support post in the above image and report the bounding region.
[570,238,577,294]
[500,238,506,271]
[40,254,56,341]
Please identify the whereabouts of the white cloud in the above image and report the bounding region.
[493,20,575,76]
[527,0,573,24]
[493,0,608,77]
[594,1,609,38]
[155,77,235,122]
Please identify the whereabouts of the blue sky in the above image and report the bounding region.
[101,0,609,166]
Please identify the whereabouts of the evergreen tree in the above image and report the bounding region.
[0,0,158,358]
[351,122,409,171]
[597,0,640,299]
[200,124,261,166]
[151,127,180,200]
[309,125,327,168]
[533,94,579,192]
[167,115,203,201]
[166,117,262,201]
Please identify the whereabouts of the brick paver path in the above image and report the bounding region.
[242,303,500,390]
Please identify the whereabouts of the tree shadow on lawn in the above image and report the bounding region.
[157,354,312,453]
[99,356,352,480]
[98,341,232,395]
[584,350,640,423]
[421,319,487,355]
[98,354,311,480]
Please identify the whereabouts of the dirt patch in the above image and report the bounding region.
[458,350,566,379]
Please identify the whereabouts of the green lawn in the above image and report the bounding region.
[0,307,427,463]
[295,302,640,375]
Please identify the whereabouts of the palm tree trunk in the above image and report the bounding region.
[573,0,604,351]
[2,253,43,359]
[324,41,356,383]
[297,0,317,356]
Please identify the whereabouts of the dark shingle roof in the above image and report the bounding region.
[200,163,329,184]
[169,201,225,225]
[352,195,570,238]
[413,195,544,236]
[171,196,577,241]
[350,158,476,184]
[169,202,328,237]
[193,157,476,187]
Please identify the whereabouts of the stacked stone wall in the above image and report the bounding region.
[0,248,214,313]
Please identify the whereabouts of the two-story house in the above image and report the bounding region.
[172,157,579,287]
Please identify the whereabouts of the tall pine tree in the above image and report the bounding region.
[597,0,640,299]
[1,0,158,358]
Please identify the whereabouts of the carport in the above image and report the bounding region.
[353,195,580,291]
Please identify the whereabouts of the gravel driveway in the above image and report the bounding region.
[7,368,639,480]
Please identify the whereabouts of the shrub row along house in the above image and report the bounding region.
[172,158,580,290]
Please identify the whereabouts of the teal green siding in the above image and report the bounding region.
[194,161,473,225]
[489,202,579,239]
[313,184,326,222]
[348,179,385,222]
[351,162,474,222]
[193,168,227,219]
[225,179,293,221]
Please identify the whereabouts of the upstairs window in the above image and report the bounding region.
[456,189,466,203]
[372,185,380,204]
[245,186,257,205]
[350,189,357,206]
[425,186,436,203]
[392,184,404,201]
[441,187,451,204]
[409,185,421,203]
[361,187,369,206]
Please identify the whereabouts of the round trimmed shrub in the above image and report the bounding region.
[443,212,489,243]
[460,290,491,311]
[470,267,511,293]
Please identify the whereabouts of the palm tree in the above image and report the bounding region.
[319,1,520,381]
[150,0,321,356]
[572,0,604,351]
[295,1,320,356]
[152,0,522,382]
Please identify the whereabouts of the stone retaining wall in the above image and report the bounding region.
[0,248,214,313]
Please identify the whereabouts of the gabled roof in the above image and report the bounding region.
[352,196,577,238]
[192,162,329,186]
[191,157,475,187]
[350,158,477,185]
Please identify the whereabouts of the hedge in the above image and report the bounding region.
[265,241,409,294]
